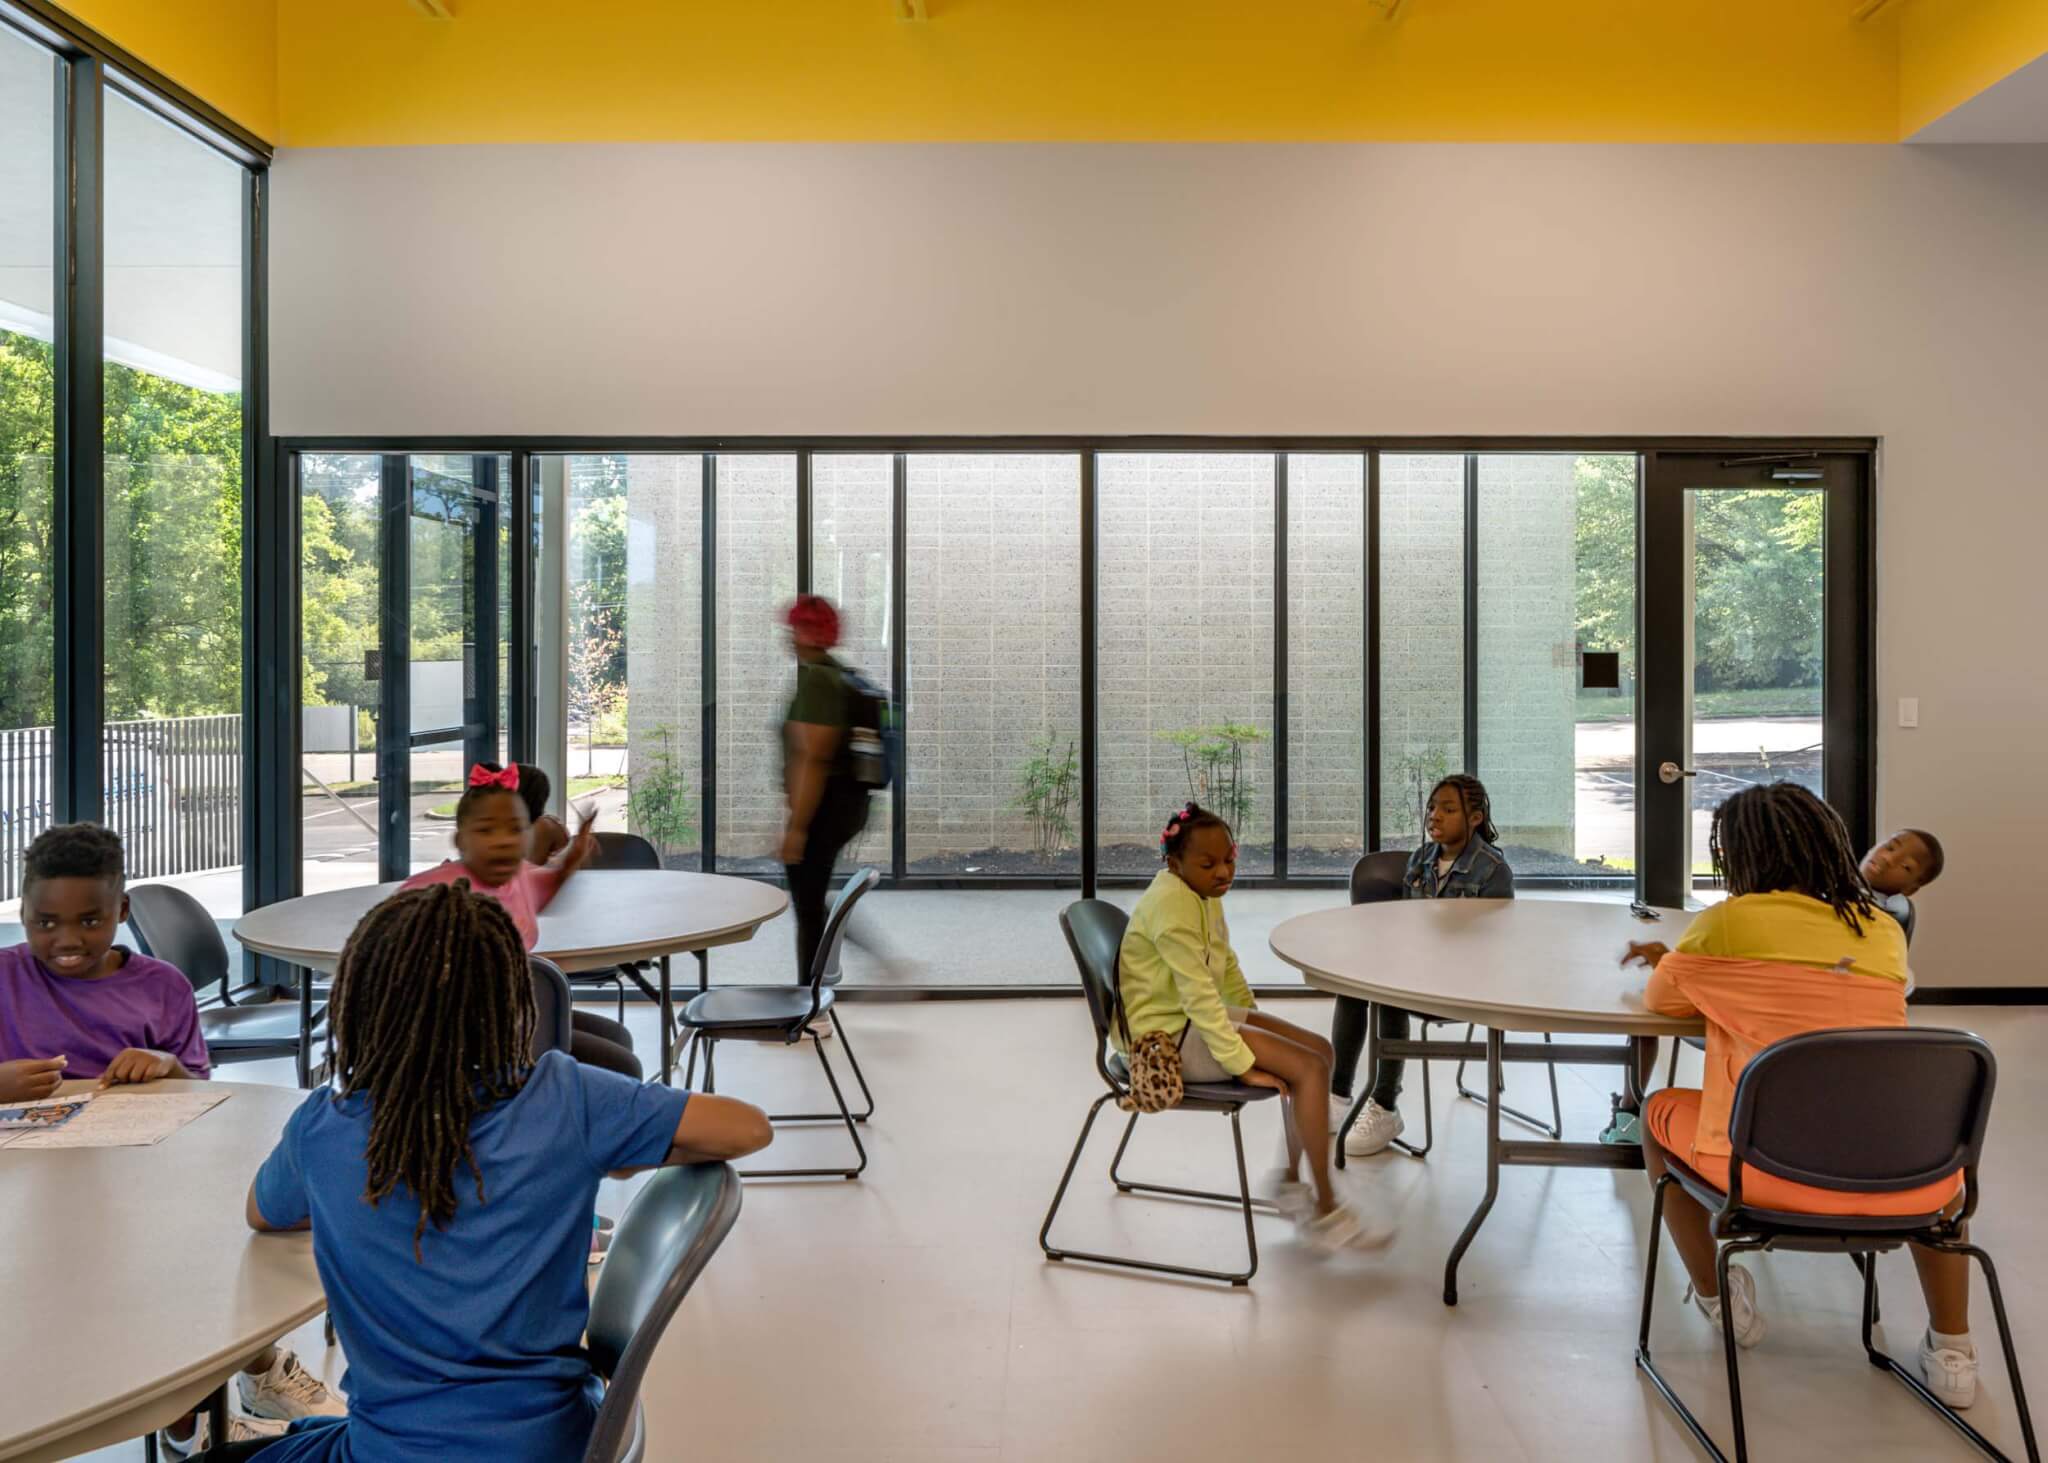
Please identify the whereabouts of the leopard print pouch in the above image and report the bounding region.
[1118,1027,1185,1113]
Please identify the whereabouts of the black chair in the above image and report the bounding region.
[677,868,878,1179]
[1636,1027,2036,1463]
[1664,895,1918,1088]
[1038,899,1282,1286]
[582,1161,744,1463]
[1333,852,1559,1164]
[127,883,325,1088]
[571,831,664,1021]
[529,956,574,1059]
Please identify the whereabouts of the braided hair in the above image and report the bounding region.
[329,881,536,1261]
[1709,782,1876,935]
[1160,801,1232,860]
[1428,774,1499,845]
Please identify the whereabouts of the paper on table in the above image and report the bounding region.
[0,1090,229,1149]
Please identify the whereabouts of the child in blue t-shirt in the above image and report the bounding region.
[233,880,772,1463]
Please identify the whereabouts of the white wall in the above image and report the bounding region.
[272,142,2048,985]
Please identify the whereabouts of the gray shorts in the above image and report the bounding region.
[1178,1007,1254,1083]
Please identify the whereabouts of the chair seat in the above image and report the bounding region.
[1665,1150,1951,1238]
[1104,1050,1278,1109]
[200,1001,324,1048]
[679,985,834,1033]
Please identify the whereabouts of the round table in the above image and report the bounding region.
[0,1080,325,1463]
[234,871,790,1082]
[1269,897,1705,1303]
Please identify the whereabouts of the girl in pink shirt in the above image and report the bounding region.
[402,764,640,1078]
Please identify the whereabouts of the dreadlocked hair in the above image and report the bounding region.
[1708,782,1876,935]
[1161,801,1232,860]
[329,881,537,1261]
[1429,774,1499,845]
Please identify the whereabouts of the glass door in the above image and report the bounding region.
[1638,452,1873,906]
[371,455,509,880]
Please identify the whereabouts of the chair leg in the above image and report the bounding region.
[1390,1051,1436,1159]
[764,1015,878,1122]
[1666,1038,1682,1088]
[738,1032,868,1180]
[702,1036,717,1093]
[614,973,626,1025]
[1851,1250,1881,1326]
[1864,1241,2041,1462]
[1454,1023,1562,1139]
[681,1030,701,1090]
[1040,1095,1262,1286]
[1635,1175,1734,1463]
[143,1430,159,1462]
[1717,1240,1758,1463]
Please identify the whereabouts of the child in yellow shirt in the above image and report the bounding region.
[1119,802,1380,1253]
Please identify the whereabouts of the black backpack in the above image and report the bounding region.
[840,667,898,791]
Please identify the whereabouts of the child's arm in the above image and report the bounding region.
[1478,855,1515,899]
[1154,920,1256,1077]
[624,1093,773,1173]
[97,1048,194,1086]
[530,806,600,912]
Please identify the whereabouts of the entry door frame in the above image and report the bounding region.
[1637,450,1876,908]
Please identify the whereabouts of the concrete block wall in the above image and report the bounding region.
[1097,453,1275,872]
[904,454,1081,868]
[1476,454,1578,855]
[619,454,703,858]
[1379,455,1465,845]
[1286,454,1366,859]
[713,456,798,863]
[813,454,895,867]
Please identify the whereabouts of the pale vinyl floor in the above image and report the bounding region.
[77,998,2045,1462]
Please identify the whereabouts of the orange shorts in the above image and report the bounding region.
[1644,1087,1963,1218]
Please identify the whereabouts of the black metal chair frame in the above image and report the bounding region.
[677,869,878,1180]
[1038,900,1282,1287]
[127,882,327,1088]
[1635,1027,2037,1463]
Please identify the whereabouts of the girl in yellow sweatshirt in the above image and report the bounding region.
[1120,802,1377,1253]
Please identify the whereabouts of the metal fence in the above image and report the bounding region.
[0,715,242,902]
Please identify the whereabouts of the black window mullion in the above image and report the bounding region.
[1079,451,1098,899]
[1463,453,1480,775]
[52,51,104,827]
[506,449,535,764]
[699,454,717,872]
[1272,453,1288,879]
[469,456,501,776]
[795,450,813,595]
[890,453,907,883]
[1366,450,1381,851]
[376,456,412,882]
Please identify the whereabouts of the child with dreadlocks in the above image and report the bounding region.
[232,882,771,1463]
[401,763,641,1079]
[1330,773,1514,1158]
[1624,782,1979,1410]
[1119,802,1383,1253]
[0,824,345,1457]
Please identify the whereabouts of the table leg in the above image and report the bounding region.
[1443,1026,1504,1306]
[1626,1035,1652,1107]
[205,1383,229,1445]
[659,954,675,1085]
[1336,1001,1384,1171]
[695,948,709,994]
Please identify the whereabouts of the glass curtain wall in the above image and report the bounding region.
[1286,454,1367,874]
[299,454,382,894]
[1377,454,1466,850]
[713,456,798,874]
[0,25,56,909]
[101,90,246,914]
[812,454,893,872]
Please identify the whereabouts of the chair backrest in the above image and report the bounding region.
[1728,1027,1994,1199]
[807,868,880,992]
[583,1162,744,1463]
[593,831,662,871]
[1898,895,1918,947]
[528,956,573,1059]
[126,883,230,999]
[1349,850,1409,906]
[1058,900,1130,1071]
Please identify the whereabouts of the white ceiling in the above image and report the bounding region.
[1911,51,2048,143]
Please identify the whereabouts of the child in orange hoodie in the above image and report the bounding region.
[1625,784,1978,1409]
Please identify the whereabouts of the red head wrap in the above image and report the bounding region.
[785,595,841,650]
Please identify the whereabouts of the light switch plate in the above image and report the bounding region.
[1898,697,1919,728]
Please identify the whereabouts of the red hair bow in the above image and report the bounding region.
[468,763,520,790]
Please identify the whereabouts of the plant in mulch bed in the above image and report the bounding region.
[1388,744,1451,845]
[1159,723,1268,838]
[627,725,696,865]
[1013,733,1079,865]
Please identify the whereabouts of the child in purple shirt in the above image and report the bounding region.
[0,823,344,1455]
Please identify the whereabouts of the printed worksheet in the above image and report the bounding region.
[0,1090,229,1149]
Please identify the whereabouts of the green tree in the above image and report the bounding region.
[0,332,56,728]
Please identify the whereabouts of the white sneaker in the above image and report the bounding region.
[808,1011,835,1040]
[1919,1331,1980,1410]
[1258,1170,1316,1221]
[238,1347,345,1421]
[1688,1263,1766,1349]
[1342,1099,1405,1158]
[1298,1202,1394,1255]
[160,1412,290,1458]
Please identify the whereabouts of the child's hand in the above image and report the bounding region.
[0,1056,67,1102]
[562,806,599,872]
[1621,941,1670,970]
[1238,1068,1287,1093]
[97,1048,179,1087]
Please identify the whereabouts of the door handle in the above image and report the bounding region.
[1658,761,1697,785]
